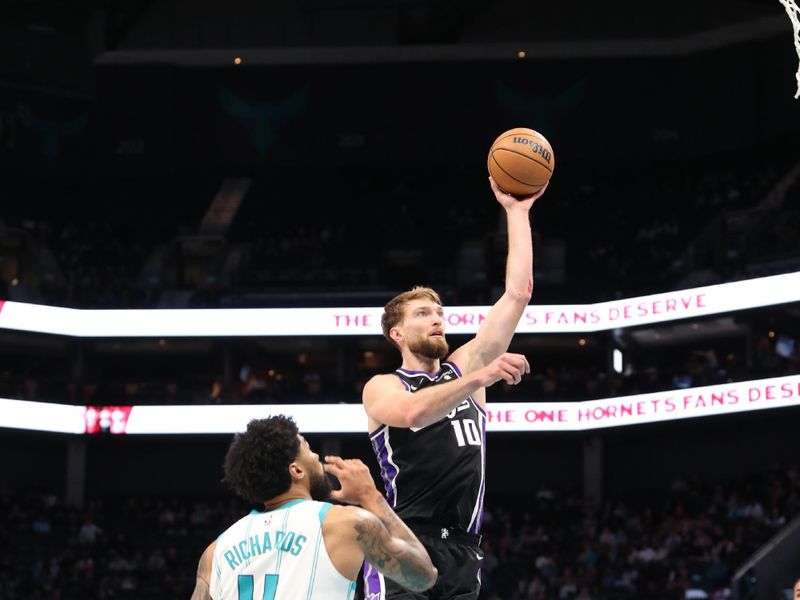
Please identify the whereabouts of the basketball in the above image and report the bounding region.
[487,128,555,196]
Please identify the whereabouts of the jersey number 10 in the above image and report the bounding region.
[450,419,481,447]
[238,574,279,600]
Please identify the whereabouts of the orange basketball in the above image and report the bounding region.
[487,128,554,196]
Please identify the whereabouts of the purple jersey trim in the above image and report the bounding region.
[396,366,444,378]
[443,360,462,377]
[469,412,488,534]
[469,395,487,418]
[371,429,398,507]
[363,561,384,599]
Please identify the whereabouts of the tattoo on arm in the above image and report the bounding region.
[356,520,393,567]
[354,517,435,592]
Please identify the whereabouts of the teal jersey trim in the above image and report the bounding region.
[274,505,293,575]
[318,502,332,525]
[243,513,256,568]
[304,521,324,600]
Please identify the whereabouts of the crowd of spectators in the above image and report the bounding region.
[1,463,797,599]
[513,332,798,404]
[226,167,488,302]
[0,488,247,599]
[559,159,787,301]
[0,176,208,309]
[37,219,152,309]
[479,464,800,600]
[1,328,797,407]
[1,159,798,599]
[0,153,796,309]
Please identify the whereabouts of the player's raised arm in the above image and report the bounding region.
[323,457,438,592]
[363,354,529,429]
[364,373,483,429]
[451,177,546,374]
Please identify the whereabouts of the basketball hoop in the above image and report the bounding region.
[778,0,800,98]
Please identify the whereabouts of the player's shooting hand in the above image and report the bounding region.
[489,176,547,212]
[323,456,381,506]
[478,352,530,387]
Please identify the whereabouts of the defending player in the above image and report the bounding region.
[190,416,437,600]
[362,177,545,599]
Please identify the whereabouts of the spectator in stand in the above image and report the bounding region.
[77,515,102,545]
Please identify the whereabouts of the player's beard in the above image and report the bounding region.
[309,468,333,501]
[408,335,449,360]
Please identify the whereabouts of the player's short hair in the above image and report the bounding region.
[223,416,300,505]
[381,286,442,348]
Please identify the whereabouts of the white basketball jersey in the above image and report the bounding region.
[209,499,356,600]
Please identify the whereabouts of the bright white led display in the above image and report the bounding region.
[0,271,797,337]
[2,375,797,434]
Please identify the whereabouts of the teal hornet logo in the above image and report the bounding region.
[16,104,88,165]
[219,86,309,160]
[494,80,588,135]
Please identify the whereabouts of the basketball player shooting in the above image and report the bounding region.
[190,416,437,600]
[362,177,546,599]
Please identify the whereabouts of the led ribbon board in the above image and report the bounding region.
[0,272,797,337]
[0,398,87,434]
[1,375,798,434]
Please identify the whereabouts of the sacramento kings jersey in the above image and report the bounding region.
[209,499,356,600]
[369,361,486,534]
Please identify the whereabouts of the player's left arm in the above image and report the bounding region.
[450,177,546,374]
[190,541,216,600]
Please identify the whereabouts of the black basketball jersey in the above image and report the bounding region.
[369,361,486,534]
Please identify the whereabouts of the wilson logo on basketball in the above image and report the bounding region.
[512,137,552,164]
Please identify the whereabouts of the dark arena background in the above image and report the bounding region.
[2,1,800,599]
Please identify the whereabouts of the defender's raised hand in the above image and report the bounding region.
[323,456,381,506]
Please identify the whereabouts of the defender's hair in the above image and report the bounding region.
[223,416,300,504]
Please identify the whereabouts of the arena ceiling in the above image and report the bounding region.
[0,0,790,91]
